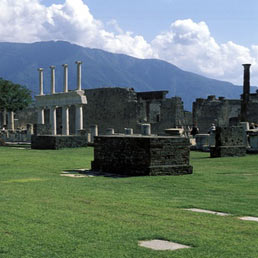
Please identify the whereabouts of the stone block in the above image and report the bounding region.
[31,135,88,149]
[210,126,246,157]
[91,135,193,176]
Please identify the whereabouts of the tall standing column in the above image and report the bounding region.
[75,61,82,91]
[38,107,45,124]
[7,111,14,131]
[75,104,83,134]
[38,68,44,95]
[50,106,57,136]
[50,65,56,94]
[3,109,7,126]
[62,64,68,93]
[241,64,251,122]
[62,105,69,135]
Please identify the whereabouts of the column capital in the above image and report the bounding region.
[62,64,68,67]
[38,68,44,71]
[75,60,82,65]
[50,65,55,69]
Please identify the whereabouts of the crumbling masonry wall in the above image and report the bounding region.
[193,96,240,133]
[83,87,190,135]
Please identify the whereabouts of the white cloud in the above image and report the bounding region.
[0,0,257,85]
[151,19,256,85]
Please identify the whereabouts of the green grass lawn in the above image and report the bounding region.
[1,147,258,258]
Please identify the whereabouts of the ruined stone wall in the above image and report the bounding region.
[83,88,139,134]
[83,88,190,135]
[193,96,240,133]
[10,87,191,136]
[152,97,188,134]
[247,93,258,124]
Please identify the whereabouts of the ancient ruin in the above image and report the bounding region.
[31,62,88,149]
[210,126,246,157]
[91,125,193,176]
[193,64,258,134]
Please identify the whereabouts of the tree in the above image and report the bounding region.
[0,78,32,112]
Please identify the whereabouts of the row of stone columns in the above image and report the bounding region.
[37,61,84,136]
[38,61,82,95]
[38,104,83,136]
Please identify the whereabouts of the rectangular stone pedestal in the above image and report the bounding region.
[91,135,193,176]
[31,135,88,149]
[210,146,246,158]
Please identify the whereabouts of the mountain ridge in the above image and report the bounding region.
[0,40,251,110]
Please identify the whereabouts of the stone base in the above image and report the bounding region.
[91,135,193,176]
[91,163,193,176]
[210,146,246,158]
[148,165,193,176]
[31,135,88,150]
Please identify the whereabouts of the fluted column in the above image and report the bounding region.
[75,104,83,134]
[38,68,44,95]
[50,65,56,94]
[38,107,45,124]
[62,64,68,93]
[76,61,82,90]
[50,106,57,136]
[62,105,69,135]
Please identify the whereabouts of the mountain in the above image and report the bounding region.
[0,41,251,111]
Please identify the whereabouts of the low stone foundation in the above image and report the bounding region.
[91,135,193,176]
[210,146,246,157]
[31,135,88,149]
[210,126,246,158]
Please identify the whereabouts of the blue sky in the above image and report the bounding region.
[41,0,258,47]
[1,0,258,85]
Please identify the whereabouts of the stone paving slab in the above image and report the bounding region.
[239,216,258,222]
[138,239,191,251]
[185,208,230,216]
[60,169,125,178]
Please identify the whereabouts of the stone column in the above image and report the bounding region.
[50,65,56,94]
[125,128,133,135]
[106,128,115,135]
[90,124,98,143]
[75,104,83,134]
[38,68,44,95]
[50,106,57,136]
[8,111,14,131]
[241,64,251,122]
[62,105,69,136]
[62,64,68,93]
[76,61,82,91]
[141,123,151,136]
[3,109,7,126]
[38,107,45,124]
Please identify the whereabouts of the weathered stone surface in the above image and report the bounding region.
[239,216,258,222]
[210,126,246,158]
[91,135,193,176]
[185,208,230,216]
[33,123,52,136]
[192,96,240,133]
[210,146,246,157]
[138,240,191,251]
[31,135,87,149]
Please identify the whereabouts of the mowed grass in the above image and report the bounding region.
[1,147,258,257]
